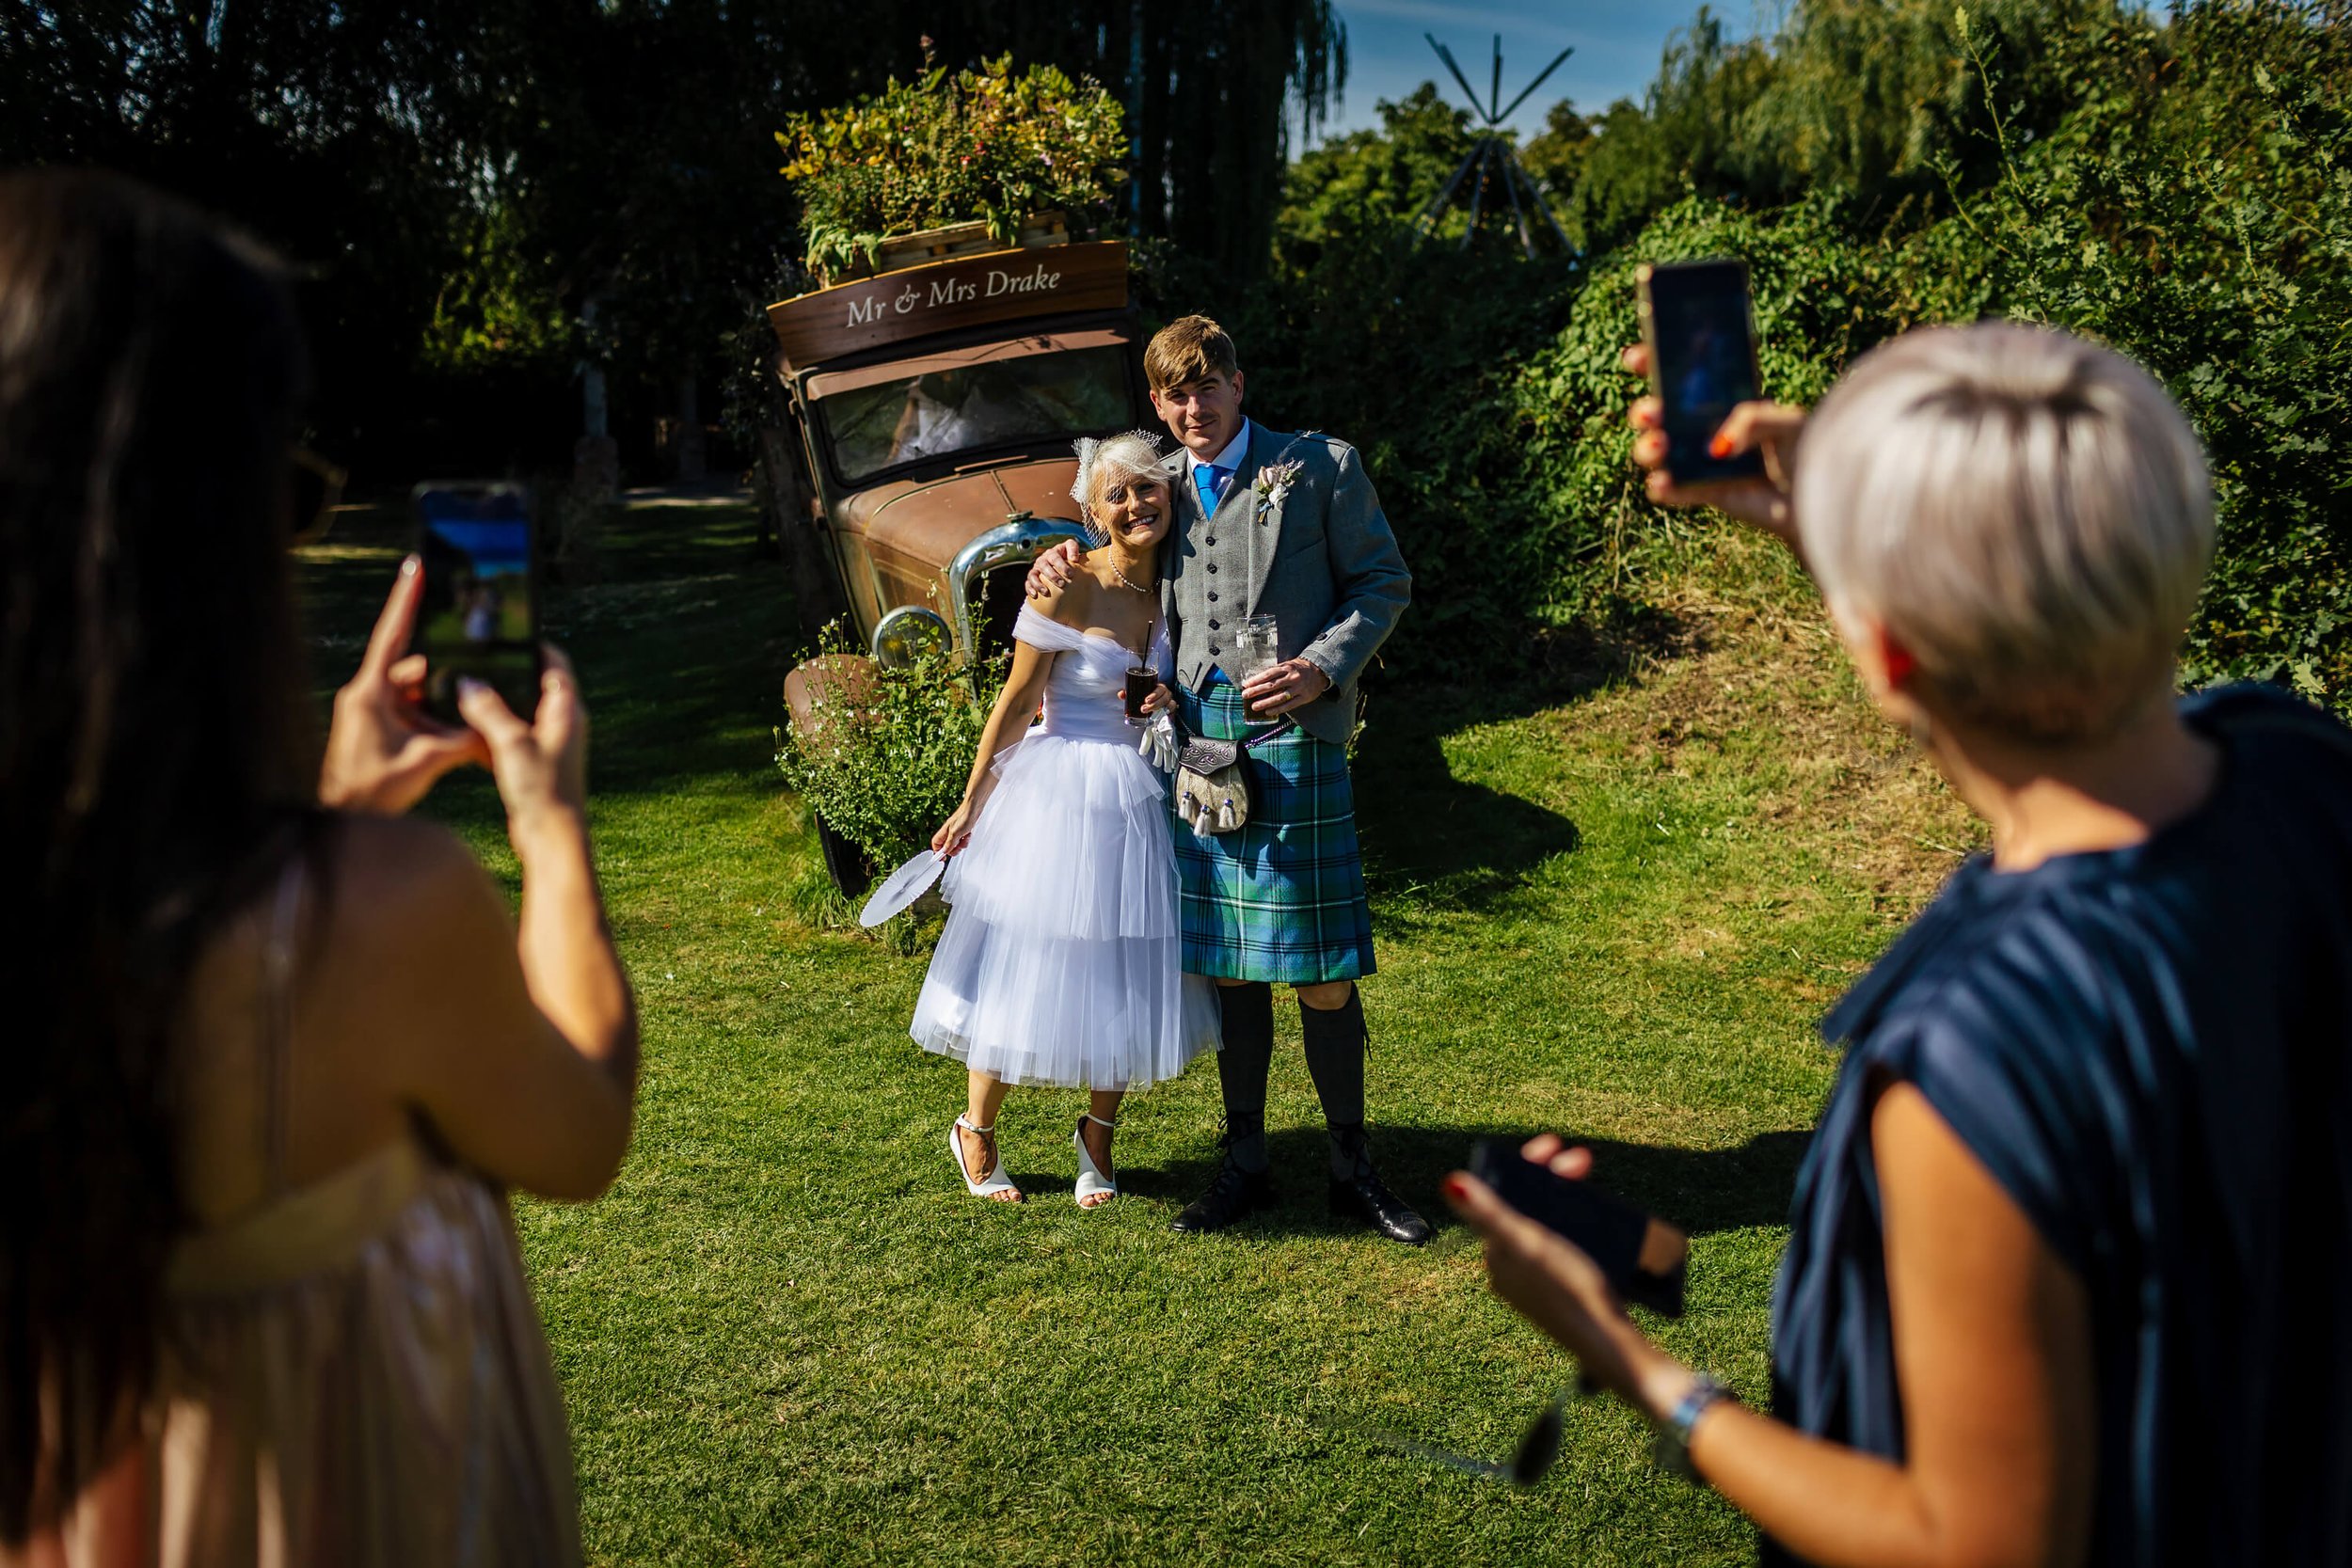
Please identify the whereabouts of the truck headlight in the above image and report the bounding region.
[872,605,951,669]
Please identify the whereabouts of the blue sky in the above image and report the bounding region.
[1309,0,1769,145]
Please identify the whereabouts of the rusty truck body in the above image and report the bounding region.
[763,223,1149,890]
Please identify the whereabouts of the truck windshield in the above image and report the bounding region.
[814,344,1133,484]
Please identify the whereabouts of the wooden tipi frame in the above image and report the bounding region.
[1409,34,1576,258]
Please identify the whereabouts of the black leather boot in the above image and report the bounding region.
[1325,1125,1433,1246]
[1303,994,1431,1245]
[1171,1136,1279,1234]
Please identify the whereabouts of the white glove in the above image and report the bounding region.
[1137,710,1180,772]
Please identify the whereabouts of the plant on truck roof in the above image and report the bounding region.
[776,55,1129,278]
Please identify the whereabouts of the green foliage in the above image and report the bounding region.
[772,626,1005,872]
[1899,1,2352,700]
[1252,0,2350,705]
[1509,198,1870,612]
[776,56,1128,277]
[1518,101,1595,209]
[420,201,570,376]
[1273,85,1476,264]
[1565,10,1780,254]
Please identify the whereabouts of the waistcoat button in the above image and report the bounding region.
[1208,619,1220,630]
[1206,563,1218,574]
[1207,591,1218,603]
[1205,535,1217,546]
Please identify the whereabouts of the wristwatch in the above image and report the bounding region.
[1651,1372,1733,1481]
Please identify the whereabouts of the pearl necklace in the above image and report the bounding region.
[1105,556,1156,595]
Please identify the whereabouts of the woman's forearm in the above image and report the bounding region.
[1687,1402,1949,1568]
[512,809,637,1086]
[1622,1337,2047,1568]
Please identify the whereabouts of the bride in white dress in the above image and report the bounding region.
[912,432,1220,1208]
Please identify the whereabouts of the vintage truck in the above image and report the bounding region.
[762,220,1150,892]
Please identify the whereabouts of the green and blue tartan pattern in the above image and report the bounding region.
[1170,683,1375,984]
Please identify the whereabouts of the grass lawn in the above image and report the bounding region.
[295,497,1977,1566]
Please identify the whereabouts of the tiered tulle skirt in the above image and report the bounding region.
[912,732,1221,1088]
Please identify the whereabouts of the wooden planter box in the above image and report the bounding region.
[818,212,1069,286]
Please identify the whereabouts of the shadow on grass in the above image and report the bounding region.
[1354,602,1704,910]
[1356,722,1581,911]
[1118,1123,1811,1243]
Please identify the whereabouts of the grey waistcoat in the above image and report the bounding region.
[1156,420,1413,748]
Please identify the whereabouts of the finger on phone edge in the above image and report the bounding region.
[358,556,424,678]
[1629,397,1661,432]
[1714,400,1803,454]
[401,728,489,772]
[1522,1132,1565,1162]
[453,675,528,740]
[1620,344,1649,377]
[1633,431,1670,469]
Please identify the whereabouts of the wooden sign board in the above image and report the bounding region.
[767,241,1128,372]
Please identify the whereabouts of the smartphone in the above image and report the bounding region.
[1469,1140,1690,1317]
[411,482,542,724]
[1637,259,1767,485]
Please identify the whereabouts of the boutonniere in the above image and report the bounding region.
[1251,461,1304,520]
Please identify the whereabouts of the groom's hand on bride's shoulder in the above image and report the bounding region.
[1025,540,1086,599]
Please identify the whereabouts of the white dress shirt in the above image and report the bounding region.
[1184,419,1252,492]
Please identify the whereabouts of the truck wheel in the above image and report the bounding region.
[814,811,875,899]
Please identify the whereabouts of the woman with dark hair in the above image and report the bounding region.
[0,171,636,1562]
[1444,324,2352,1566]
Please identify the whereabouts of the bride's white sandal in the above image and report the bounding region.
[950,1116,1022,1202]
[1073,1113,1119,1209]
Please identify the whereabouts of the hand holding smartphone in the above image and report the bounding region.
[1468,1139,1690,1317]
[1636,259,1767,486]
[411,482,543,724]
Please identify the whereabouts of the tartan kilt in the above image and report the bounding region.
[1171,682,1375,984]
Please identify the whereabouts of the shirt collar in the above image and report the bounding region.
[1184,419,1251,475]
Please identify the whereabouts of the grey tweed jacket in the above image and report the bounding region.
[1157,420,1412,747]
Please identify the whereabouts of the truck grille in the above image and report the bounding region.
[975,565,1029,663]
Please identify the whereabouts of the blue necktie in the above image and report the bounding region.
[1195,463,1229,516]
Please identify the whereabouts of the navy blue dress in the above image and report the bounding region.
[1767,686,2352,1568]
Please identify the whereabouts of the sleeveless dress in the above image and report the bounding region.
[1767,687,2352,1567]
[34,859,583,1565]
[911,604,1221,1089]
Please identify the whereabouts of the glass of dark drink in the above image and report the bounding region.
[1122,665,1155,721]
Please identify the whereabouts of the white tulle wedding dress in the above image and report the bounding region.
[911,604,1220,1088]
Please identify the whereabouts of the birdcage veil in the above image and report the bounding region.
[1070,430,1167,546]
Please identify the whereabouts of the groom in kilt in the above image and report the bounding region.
[1034,315,1427,1243]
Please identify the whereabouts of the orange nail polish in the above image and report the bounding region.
[1708,434,1734,458]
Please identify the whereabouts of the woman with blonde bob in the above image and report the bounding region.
[1445,321,2352,1567]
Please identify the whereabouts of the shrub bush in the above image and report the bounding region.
[773,624,1005,872]
[1249,0,2349,705]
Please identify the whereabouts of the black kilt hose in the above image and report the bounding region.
[1171,681,1375,985]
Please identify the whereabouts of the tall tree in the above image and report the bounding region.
[919,1,1346,279]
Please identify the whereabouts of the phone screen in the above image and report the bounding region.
[413,483,540,723]
[1641,260,1766,485]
